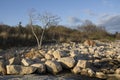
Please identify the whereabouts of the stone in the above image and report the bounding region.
[41,58,46,62]
[52,50,67,59]
[115,68,120,74]
[9,57,21,65]
[69,50,78,57]
[84,40,96,47]
[45,54,53,60]
[0,60,7,75]
[6,65,37,75]
[76,60,90,69]
[31,63,46,74]
[32,57,41,63]
[96,72,107,79]
[87,68,95,77]
[45,60,62,74]
[72,66,81,74]
[21,58,34,66]
[58,57,75,69]
[81,68,88,76]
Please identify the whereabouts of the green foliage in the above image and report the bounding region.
[0,23,119,49]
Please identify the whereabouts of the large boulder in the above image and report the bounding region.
[45,60,62,74]
[58,57,75,69]
[31,63,46,74]
[0,60,7,75]
[21,58,34,66]
[76,60,90,69]
[6,65,37,75]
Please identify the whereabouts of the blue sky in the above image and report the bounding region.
[0,0,120,33]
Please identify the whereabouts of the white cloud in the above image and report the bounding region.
[98,14,120,33]
[68,16,82,24]
[84,9,97,16]
[102,0,113,8]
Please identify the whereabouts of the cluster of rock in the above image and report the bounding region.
[0,40,120,79]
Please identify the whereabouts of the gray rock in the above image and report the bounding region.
[115,68,120,74]
[76,60,90,69]
[95,72,107,79]
[6,65,37,75]
[21,58,34,66]
[31,63,46,74]
[45,60,62,74]
[9,57,21,65]
[58,57,75,69]
[0,60,6,75]
[72,66,81,74]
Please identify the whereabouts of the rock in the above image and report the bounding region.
[58,57,75,69]
[45,60,62,74]
[96,72,107,79]
[87,68,95,77]
[52,50,67,59]
[41,58,46,62]
[25,49,43,59]
[21,58,34,66]
[81,68,88,76]
[69,50,78,57]
[72,66,81,74]
[115,68,120,74]
[31,63,46,74]
[45,54,53,60]
[76,60,90,69]
[32,57,41,63]
[84,40,96,47]
[6,65,37,75]
[9,57,21,65]
[0,60,7,75]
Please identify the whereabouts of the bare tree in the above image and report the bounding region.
[29,10,60,49]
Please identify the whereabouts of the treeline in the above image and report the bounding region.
[0,23,120,49]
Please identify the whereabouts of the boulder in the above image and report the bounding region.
[31,63,46,74]
[69,50,78,57]
[0,60,7,75]
[45,54,53,60]
[52,50,67,59]
[81,68,88,76]
[72,66,81,74]
[95,72,107,79]
[76,60,90,69]
[9,57,21,65]
[84,40,96,47]
[87,68,95,77]
[45,60,62,74]
[21,58,34,66]
[6,65,37,75]
[58,57,75,69]
[115,68,120,74]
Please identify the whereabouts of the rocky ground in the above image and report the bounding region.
[0,40,120,80]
